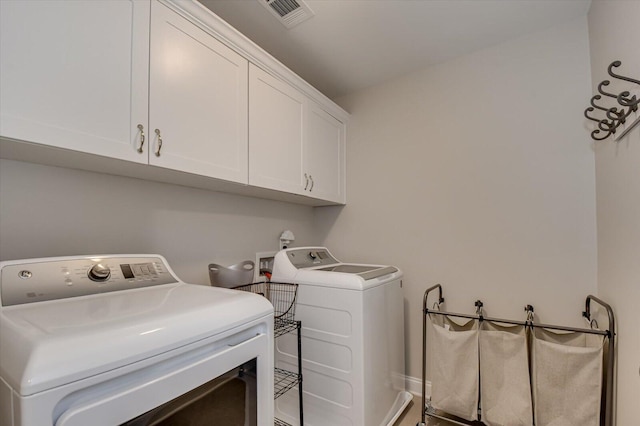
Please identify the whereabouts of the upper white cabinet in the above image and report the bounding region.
[149,2,248,183]
[0,0,150,163]
[249,65,305,194]
[249,65,346,204]
[0,0,348,205]
[305,101,346,204]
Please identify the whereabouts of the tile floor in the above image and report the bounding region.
[394,400,421,426]
[394,399,454,426]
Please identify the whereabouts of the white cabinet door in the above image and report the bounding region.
[305,102,346,204]
[149,2,248,183]
[0,0,149,163]
[248,64,305,195]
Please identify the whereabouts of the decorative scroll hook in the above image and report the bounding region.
[590,95,609,112]
[584,106,601,123]
[584,106,616,135]
[617,91,639,109]
[598,81,619,99]
[605,106,626,124]
[598,118,617,132]
[585,59,640,141]
[608,61,640,86]
[591,129,611,141]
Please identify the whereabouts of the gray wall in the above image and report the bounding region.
[316,16,597,382]
[589,1,640,424]
[0,159,317,285]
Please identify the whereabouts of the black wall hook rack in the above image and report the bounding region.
[584,60,640,141]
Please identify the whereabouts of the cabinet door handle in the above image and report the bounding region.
[304,173,309,190]
[154,129,163,157]
[137,124,145,153]
[309,175,314,192]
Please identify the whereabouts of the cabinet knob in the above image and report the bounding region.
[137,124,145,153]
[155,129,163,157]
[304,173,309,190]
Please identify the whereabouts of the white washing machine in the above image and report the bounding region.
[271,247,412,426]
[0,254,274,426]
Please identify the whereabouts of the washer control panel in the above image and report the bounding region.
[0,255,178,306]
[286,248,338,268]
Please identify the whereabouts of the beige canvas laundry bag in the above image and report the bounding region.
[532,327,604,426]
[429,313,479,421]
[479,321,533,426]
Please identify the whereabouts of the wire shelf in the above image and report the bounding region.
[234,282,303,423]
[274,367,301,400]
[233,282,299,337]
[275,317,299,338]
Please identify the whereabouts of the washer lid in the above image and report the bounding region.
[291,264,401,290]
[0,283,273,396]
[271,247,403,289]
[315,264,398,280]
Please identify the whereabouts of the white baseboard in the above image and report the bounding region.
[405,375,431,399]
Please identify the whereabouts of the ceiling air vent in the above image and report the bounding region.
[259,0,315,29]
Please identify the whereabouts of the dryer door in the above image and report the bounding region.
[54,332,271,426]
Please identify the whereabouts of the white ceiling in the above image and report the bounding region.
[199,0,592,99]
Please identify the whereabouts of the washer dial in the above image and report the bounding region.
[88,263,111,282]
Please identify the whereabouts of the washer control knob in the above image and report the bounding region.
[88,264,111,282]
[309,251,317,260]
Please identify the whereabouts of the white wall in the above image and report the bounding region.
[0,159,317,285]
[315,17,597,382]
[588,1,640,424]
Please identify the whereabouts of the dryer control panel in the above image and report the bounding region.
[0,255,178,306]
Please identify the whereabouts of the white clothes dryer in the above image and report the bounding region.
[0,254,274,426]
[271,247,412,426]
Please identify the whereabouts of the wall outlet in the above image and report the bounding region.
[255,251,277,282]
